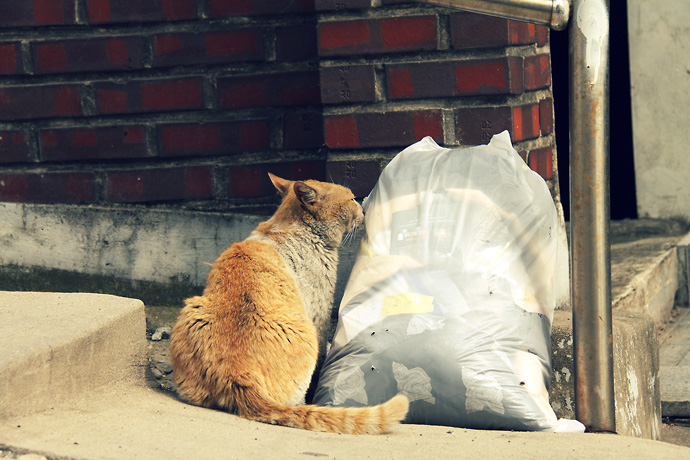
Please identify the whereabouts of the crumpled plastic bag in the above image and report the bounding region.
[313,132,584,432]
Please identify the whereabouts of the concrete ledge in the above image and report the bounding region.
[549,310,661,439]
[0,292,147,419]
[612,238,679,326]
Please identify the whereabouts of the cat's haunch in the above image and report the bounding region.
[170,173,409,434]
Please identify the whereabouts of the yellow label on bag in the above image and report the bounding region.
[381,293,434,317]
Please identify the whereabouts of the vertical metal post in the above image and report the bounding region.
[569,0,615,433]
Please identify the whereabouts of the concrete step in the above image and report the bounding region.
[0,292,147,420]
[660,308,690,416]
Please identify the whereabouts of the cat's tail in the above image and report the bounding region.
[239,392,409,435]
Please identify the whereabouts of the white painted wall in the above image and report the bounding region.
[628,0,690,219]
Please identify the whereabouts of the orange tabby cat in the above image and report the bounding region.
[170,173,409,434]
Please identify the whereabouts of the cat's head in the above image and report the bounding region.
[268,173,364,241]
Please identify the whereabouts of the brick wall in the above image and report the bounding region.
[0,0,559,212]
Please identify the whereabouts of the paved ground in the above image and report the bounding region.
[2,219,690,458]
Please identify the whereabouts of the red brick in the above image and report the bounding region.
[0,84,82,120]
[379,16,437,50]
[276,25,318,63]
[107,167,213,203]
[315,0,371,10]
[33,37,143,74]
[320,65,376,104]
[0,131,31,163]
[536,25,549,47]
[324,116,359,148]
[40,126,148,161]
[529,147,553,180]
[228,161,325,197]
[512,104,540,142]
[319,20,371,51]
[184,167,214,196]
[524,54,551,90]
[326,110,443,149]
[209,0,314,17]
[240,121,270,152]
[86,0,195,24]
[326,160,380,197]
[228,165,265,197]
[218,72,320,109]
[319,16,438,57]
[95,78,203,114]
[283,111,324,149]
[0,172,95,203]
[142,79,203,111]
[158,120,269,157]
[0,43,22,74]
[450,13,538,50]
[539,99,554,135]
[510,21,537,45]
[153,29,263,67]
[0,0,76,27]
[386,57,523,100]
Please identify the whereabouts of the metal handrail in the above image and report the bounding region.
[413,0,616,433]
[416,0,571,30]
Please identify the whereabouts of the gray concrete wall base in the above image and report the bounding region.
[550,310,661,439]
[0,202,263,288]
[0,291,147,420]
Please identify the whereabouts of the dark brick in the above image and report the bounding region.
[0,84,82,121]
[95,78,203,114]
[0,131,31,163]
[228,161,325,197]
[86,0,196,24]
[386,57,523,100]
[0,172,96,203]
[524,54,551,90]
[319,16,437,57]
[326,160,380,197]
[33,37,143,74]
[0,43,22,74]
[315,0,371,10]
[450,12,538,50]
[158,120,269,157]
[455,104,541,145]
[320,65,376,104]
[107,167,214,203]
[0,0,76,27]
[283,111,324,149]
[0,174,27,201]
[540,98,554,135]
[276,25,318,63]
[455,107,512,145]
[529,147,553,180]
[325,110,443,149]
[209,0,314,17]
[218,71,320,109]
[40,126,148,161]
[153,29,263,67]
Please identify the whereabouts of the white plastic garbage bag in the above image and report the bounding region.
[313,132,583,432]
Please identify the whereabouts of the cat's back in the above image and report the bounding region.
[203,239,300,303]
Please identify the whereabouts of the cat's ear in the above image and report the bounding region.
[268,173,292,197]
[294,181,319,206]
